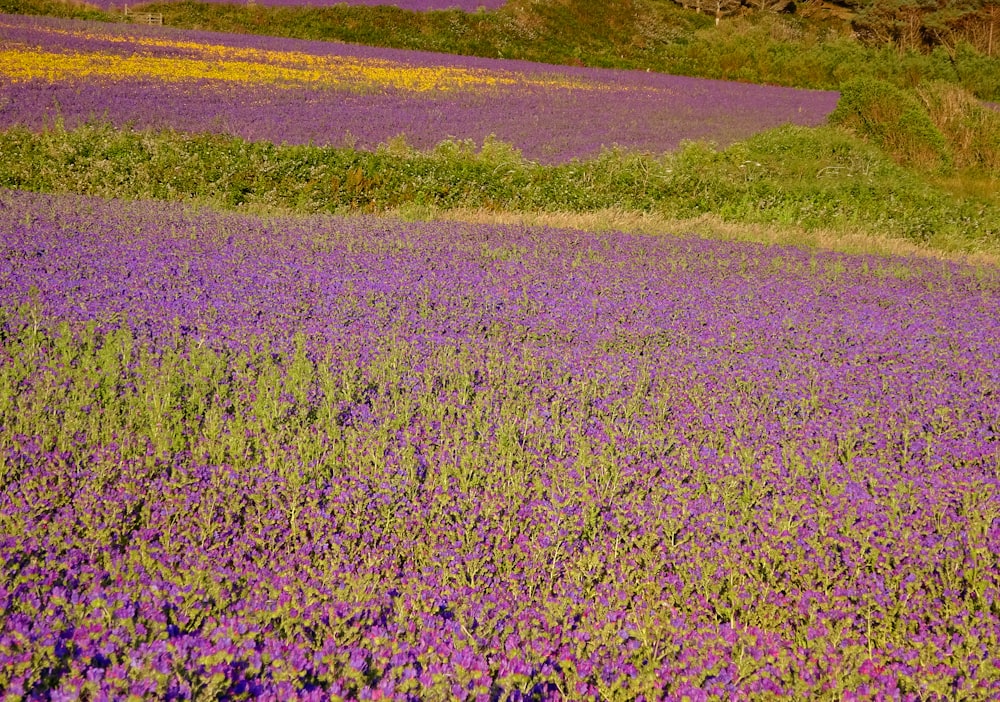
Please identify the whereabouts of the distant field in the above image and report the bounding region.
[0,14,838,162]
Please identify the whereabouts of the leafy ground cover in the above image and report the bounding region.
[1,189,999,699]
[0,15,838,162]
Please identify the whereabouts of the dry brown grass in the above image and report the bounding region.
[53,0,101,8]
[389,206,1000,268]
[931,173,1000,201]
[917,82,1000,176]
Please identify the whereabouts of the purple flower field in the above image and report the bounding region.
[0,15,839,162]
[1,188,999,699]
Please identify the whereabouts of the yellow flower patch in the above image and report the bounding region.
[0,21,595,93]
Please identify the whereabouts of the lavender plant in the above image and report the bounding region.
[1,189,998,699]
[0,14,838,163]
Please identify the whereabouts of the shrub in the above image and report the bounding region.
[828,77,953,173]
[952,41,1000,105]
[916,81,1000,175]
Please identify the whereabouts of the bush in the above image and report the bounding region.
[916,81,1000,175]
[828,77,953,173]
[952,42,1000,104]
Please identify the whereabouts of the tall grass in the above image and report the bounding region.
[2,122,996,253]
[915,81,1000,175]
[828,77,954,173]
[830,77,1000,192]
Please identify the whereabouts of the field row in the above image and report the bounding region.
[0,15,837,162]
[1,189,999,698]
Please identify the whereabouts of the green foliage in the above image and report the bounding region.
[852,0,936,49]
[0,0,111,20]
[853,0,1000,59]
[666,126,990,245]
[952,41,1000,100]
[829,76,953,172]
[1,121,996,250]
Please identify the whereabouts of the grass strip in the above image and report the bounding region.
[0,121,997,257]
